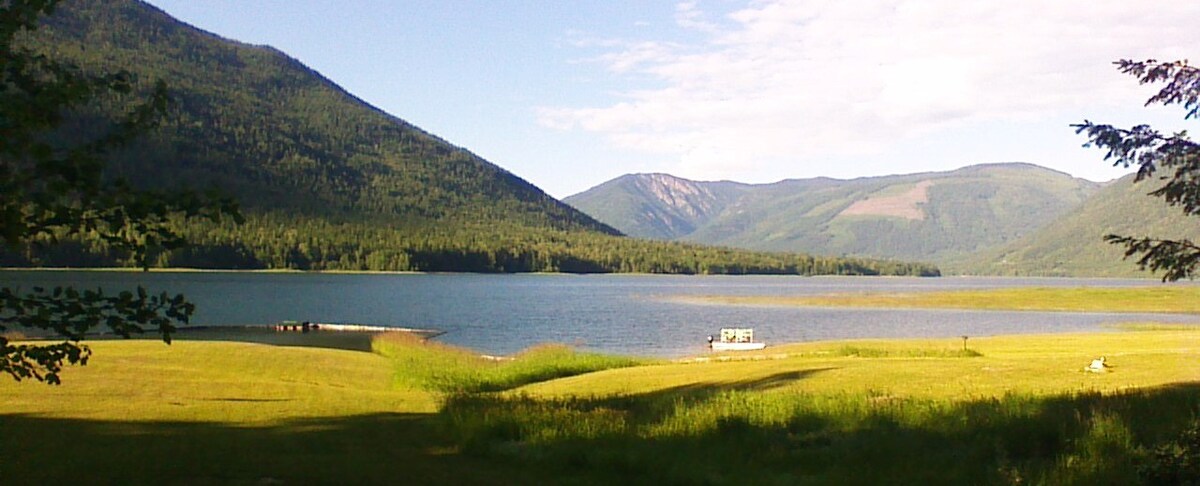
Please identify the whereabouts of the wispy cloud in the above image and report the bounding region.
[675,1,720,33]
[540,0,1200,181]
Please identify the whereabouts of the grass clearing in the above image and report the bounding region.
[687,286,1200,314]
[1,340,435,423]
[2,329,1199,484]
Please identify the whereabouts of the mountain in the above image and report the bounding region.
[563,174,750,240]
[6,0,938,277]
[34,0,615,234]
[952,174,1200,277]
[566,163,1100,265]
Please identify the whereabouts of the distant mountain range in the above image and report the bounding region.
[566,164,1200,277]
[567,163,1097,261]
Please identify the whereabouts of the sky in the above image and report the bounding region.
[144,0,1199,198]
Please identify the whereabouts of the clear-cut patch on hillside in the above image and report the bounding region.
[838,180,934,220]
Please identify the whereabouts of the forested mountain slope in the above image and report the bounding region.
[33,0,613,233]
[952,174,1200,277]
[568,164,1099,265]
[6,0,938,276]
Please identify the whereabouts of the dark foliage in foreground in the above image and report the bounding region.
[1,0,238,383]
[1140,419,1200,485]
[1075,59,1200,281]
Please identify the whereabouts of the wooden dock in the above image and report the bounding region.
[272,321,444,338]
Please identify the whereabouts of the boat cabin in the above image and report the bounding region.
[721,328,755,344]
[710,328,766,351]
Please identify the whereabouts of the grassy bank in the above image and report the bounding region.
[685,286,1200,314]
[370,332,647,393]
[2,328,1198,484]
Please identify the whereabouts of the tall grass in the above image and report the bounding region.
[380,331,1200,483]
[833,345,983,358]
[371,333,647,393]
[439,386,1200,484]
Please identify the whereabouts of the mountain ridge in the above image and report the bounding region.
[566,163,1101,266]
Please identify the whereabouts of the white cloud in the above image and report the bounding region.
[675,1,720,33]
[540,0,1200,182]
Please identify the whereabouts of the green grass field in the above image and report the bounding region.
[3,325,1198,484]
[683,286,1200,314]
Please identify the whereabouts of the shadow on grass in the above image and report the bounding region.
[720,368,835,391]
[4,381,1198,484]
[467,351,647,393]
[572,368,840,427]
[441,381,1200,485]
[624,368,838,421]
[0,412,540,485]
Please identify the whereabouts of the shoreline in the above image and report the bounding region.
[14,324,1195,361]
[0,267,423,275]
[0,266,1169,280]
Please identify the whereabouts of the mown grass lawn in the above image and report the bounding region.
[0,341,539,484]
[2,327,1198,484]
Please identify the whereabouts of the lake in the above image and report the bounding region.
[2,271,1198,357]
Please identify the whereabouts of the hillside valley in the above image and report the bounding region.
[567,163,1115,272]
[569,164,1200,277]
[4,0,936,277]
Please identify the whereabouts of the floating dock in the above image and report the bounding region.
[272,321,444,339]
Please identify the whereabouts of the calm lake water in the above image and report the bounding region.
[3,271,1198,357]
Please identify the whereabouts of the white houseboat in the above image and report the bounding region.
[709,328,766,351]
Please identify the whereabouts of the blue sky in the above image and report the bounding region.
[145,1,1198,198]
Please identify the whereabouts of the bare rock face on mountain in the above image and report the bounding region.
[565,173,749,240]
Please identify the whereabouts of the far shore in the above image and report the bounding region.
[676,285,1200,315]
[0,266,422,275]
[0,266,1173,280]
